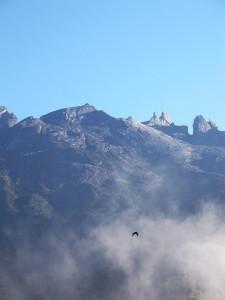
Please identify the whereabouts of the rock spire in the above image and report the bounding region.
[193,115,218,135]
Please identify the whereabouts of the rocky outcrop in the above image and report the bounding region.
[190,115,225,147]
[193,115,217,135]
[126,116,133,122]
[147,112,161,126]
[142,113,224,147]
[208,118,218,130]
[159,111,172,125]
[143,111,172,126]
[0,106,18,128]
[142,112,188,138]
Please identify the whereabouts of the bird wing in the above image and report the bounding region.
[132,232,138,236]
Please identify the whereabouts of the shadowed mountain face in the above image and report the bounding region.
[0,104,224,229]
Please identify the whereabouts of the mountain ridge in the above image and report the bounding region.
[0,103,224,229]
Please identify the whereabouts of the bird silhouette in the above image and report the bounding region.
[132,232,138,236]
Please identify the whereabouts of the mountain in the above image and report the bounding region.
[0,104,224,230]
[0,104,225,300]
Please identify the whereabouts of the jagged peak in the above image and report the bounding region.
[0,106,8,115]
[193,115,218,135]
[159,111,172,125]
[143,111,172,126]
[126,116,133,121]
[76,103,96,114]
[147,112,161,126]
[0,105,18,128]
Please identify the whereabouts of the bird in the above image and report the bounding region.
[132,232,138,237]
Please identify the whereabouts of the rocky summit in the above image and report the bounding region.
[0,106,18,128]
[142,112,188,138]
[193,115,217,135]
[0,104,225,229]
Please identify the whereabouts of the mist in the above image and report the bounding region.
[0,204,224,300]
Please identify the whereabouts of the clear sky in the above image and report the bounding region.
[1,0,225,132]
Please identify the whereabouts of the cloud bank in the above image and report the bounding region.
[0,204,225,300]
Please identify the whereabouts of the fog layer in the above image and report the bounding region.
[0,204,225,300]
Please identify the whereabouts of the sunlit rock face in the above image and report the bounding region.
[143,111,172,126]
[147,112,162,126]
[193,115,214,135]
[159,111,172,125]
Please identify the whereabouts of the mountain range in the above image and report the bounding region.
[0,103,224,230]
[0,104,225,300]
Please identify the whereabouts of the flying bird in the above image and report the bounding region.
[132,232,138,237]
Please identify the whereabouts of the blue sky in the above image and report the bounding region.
[1,0,225,132]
